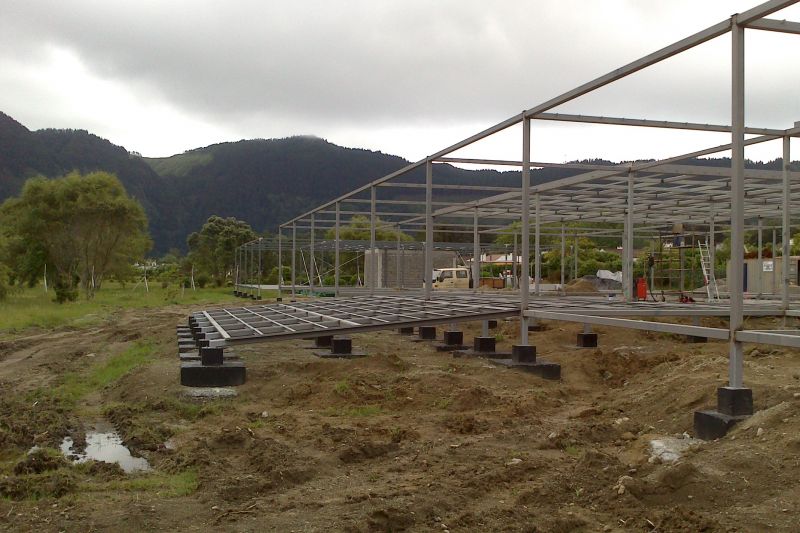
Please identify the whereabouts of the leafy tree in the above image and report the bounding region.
[0,171,151,300]
[187,216,256,286]
[324,215,413,242]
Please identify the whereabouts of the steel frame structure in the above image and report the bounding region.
[224,1,800,399]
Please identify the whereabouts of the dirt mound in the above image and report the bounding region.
[451,386,498,411]
[13,448,69,475]
[565,279,598,293]
[338,441,398,463]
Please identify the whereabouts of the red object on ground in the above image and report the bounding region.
[636,277,647,300]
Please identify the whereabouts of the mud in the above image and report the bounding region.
[0,308,799,531]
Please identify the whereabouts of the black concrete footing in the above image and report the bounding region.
[180,350,239,362]
[577,333,598,348]
[314,335,333,348]
[200,347,224,366]
[693,387,753,440]
[685,335,707,343]
[418,326,437,340]
[475,336,496,353]
[181,361,246,387]
[717,386,753,416]
[512,344,537,363]
[276,297,283,302]
[398,326,415,335]
[314,336,366,359]
[453,336,513,359]
[487,344,561,380]
[435,331,469,352]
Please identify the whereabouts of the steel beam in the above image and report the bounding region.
[747,17,800,34]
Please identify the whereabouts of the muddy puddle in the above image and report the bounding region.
[60,422,150,473]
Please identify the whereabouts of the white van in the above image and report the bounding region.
[432,267,471,289]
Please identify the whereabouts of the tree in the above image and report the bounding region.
[324,215,413,242]
[187,216,256,286]
[0,171,151,301]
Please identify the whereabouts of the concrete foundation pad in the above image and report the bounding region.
[489,358,561,380]
[180,361,246,387]
[313,350,367,359]
[182,387,238,398]
[180,352,239,362]
[453,349,512,359]
[693,410,748,440]
[434,343,470,352]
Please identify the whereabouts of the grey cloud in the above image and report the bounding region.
[1,0,798,153]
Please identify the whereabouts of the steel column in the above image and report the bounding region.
[396,225,401,289]
[757,216,763,298]
[473,208,480,293]
[534,193,541,296]
[520,117,531,343]
[710,213,716,281]
[370,186,377,295]
[624,171,635,301]
[782,136,791,310]
[291,222,296,297]
[335,202,340,297]
[728,16,745,388]
[560,224,566,289]
[310,214,316,293]
[277,227,283,294]
[772,228,778,295]
[425,161,433,300]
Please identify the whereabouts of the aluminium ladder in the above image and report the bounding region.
[698,241,720,301]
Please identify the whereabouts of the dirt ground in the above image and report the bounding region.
[1,303,800,532]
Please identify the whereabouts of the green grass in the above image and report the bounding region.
[333,379,351,395]
[81,470,198,497]
[37,342,156,406]
[0,282,252,334]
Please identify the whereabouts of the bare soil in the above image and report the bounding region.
[1,305,800,532]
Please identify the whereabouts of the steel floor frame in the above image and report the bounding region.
[194,293,800,350]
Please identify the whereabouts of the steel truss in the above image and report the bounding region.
[224,1,800,399]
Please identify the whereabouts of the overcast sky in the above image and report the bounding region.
[1,0,798,165]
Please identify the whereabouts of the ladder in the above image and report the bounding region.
[698,241,719,301]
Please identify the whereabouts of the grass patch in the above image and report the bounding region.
[433,397,452,410]
[33,342,156,406]
[81,470,198,497]
[333,379,351,396]
[564,445,581,457]
[0,283,252,334]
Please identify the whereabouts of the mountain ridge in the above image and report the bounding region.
[1,111,794,254]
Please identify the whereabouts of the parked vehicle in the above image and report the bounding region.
[431,267,471,289]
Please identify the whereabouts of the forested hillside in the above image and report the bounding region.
[1,111,794,255]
